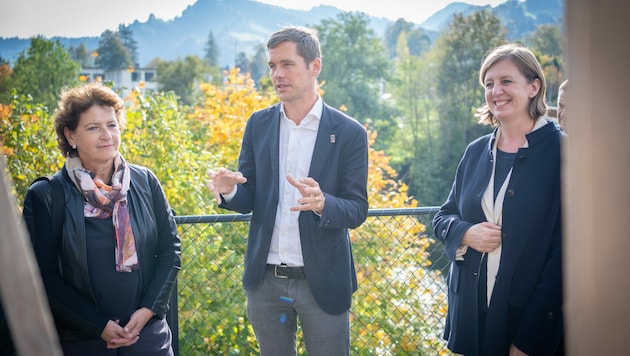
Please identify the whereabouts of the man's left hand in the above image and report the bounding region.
[286,175,325,214]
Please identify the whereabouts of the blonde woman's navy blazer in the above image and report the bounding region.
[220,102,369,316]
[433,121,564,355]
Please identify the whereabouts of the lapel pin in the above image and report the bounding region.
[330,134,336,143]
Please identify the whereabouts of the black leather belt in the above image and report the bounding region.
[266,264,306,279]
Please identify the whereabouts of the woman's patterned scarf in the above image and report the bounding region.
[66,154,138,272]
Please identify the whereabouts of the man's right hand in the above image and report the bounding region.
[206,168,247,204]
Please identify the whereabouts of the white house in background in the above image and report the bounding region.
[79,67,159,96]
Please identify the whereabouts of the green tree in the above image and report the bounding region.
[118,24,139,66]
[526,24,565,102]
[95,29,132,71]
[3,37,80,110]
[431,10,507,204]
[248,44,268,86]
[384,18,432,58]
[526,24,563,58]
[231,44,269,87]
[68,43,91,67]
[315,12,392,131]
[388,32,440,206]
[156,55,219,105]
[234,51,248,73]
[204,31,219,67]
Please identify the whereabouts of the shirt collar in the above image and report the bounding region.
[280,96,323,124]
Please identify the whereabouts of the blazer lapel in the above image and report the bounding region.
[268,105,281,197]
[308,104,338,180]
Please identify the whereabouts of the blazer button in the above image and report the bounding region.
[507,189,515,197]
[547,312,554,319]
[502,232,508,240]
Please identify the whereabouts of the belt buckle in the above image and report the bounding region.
[274,265,288,279]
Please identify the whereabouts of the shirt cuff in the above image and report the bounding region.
[456,244,467,261]
[221,186,238,202]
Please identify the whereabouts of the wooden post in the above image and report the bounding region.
[565,1,630,354]
[0,160,62,356]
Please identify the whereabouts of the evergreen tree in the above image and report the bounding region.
[95,30,132,71]
[384,19,431,58]
[204,31,219,67]
[68,43,91,67]
[234,52,248,73]
[118,24,139,66]
[248,44,267,85]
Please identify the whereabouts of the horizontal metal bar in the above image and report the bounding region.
[174,207,441,225]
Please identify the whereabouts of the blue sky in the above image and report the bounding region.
[0,0,506,38]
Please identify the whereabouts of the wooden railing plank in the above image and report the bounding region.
[0,160,62,356]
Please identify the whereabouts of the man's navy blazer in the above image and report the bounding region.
[220,102,369,315]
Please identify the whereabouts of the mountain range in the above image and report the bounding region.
[0,0,562,68]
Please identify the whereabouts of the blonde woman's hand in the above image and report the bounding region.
[462,222,502,253]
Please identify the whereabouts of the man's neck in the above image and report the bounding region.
[283,93,318,125]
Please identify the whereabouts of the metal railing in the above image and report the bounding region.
[169,207,452,355]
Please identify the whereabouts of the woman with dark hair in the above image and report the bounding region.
[23,82,180,355]
[433,43,564,355]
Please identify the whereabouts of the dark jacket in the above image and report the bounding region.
[0,300,14,356]
[220,102,369,316]
[23,164,181,340]
[433,121,564,355]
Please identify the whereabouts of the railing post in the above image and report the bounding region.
[166,278,179,355]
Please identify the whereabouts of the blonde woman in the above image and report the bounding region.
[433,44,564,355]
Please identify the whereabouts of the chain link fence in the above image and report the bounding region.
[170,207,453,355]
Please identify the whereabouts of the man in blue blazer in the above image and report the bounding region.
[206,26,368,356]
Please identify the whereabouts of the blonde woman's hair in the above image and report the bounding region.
[475,43,547,126]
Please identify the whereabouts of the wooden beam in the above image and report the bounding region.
[0,160,62,356]
[565,0,630,354]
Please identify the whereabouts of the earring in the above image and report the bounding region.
[72,145,76,149]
